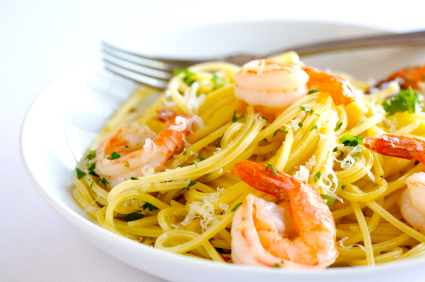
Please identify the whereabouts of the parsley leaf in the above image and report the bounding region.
[333,147,338,152]
[199,156,205,161]
[310,124,318,132]
[124,162,129,168]
[308,89,319,94]
[298,122,303,128]
[177,180,197,197]
[173,69,196,86]
[85,150,96,160]
[89,181,94,188]
[314,172,321,182]
[212,74,229,89]
[281,130,288,134]
[299,106,313,115]
[340,150,345,160]
[183,150,187,155]
[216,134,224,148]
[335,122,343,130]
[99,178,109,188]
[260,116,268,121]
[76,168,86,179]
[193,160,198,168]
[382,87,423,116]
[141,202,158,211]
[273,152,277,157]
[131,177,139,180]
[110,151,121,160]
[338,135,365,147]
[266,164,278,176]
[87,162,99,177]
[320,194,336,207]
[272,263,280,268]
[232,110,245,122]
[124,213,144,222]
[273,130,279,138]
[308,98,315,103]
[341,185,346,190]
[355,120,364,127]
[231,203,242,212]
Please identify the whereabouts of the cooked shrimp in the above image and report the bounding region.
[374,64,425,90]
[234,59,356,112]
[230,161,338,268]
[94,113,190,188]
[363,134,425,165]
[398,172,425,234]
[303,65,357,106]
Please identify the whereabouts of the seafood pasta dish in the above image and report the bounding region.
[73,51,425,268]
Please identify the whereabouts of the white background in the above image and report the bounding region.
[2,0,425,281]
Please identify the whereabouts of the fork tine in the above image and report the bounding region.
[103,60,169,89]
[103,52,174,80]
[102,42,195,71]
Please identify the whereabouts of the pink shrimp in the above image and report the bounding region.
[94,113,190,188]
[363,134,425,165]
[230,161,338,268]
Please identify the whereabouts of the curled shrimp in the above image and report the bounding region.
[234,59,356,112]
[230,161,338,268]
[374,64,425,90]
[94,113,190,188]
[363,134,425,165]
[398,172,425,234]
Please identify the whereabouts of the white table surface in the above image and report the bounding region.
[2,0,425,281]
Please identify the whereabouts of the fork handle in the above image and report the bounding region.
[265,30,425,58]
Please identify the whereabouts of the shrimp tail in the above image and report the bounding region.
[364,134,425,165]
[303,66,356,106]
[232,161,300,201]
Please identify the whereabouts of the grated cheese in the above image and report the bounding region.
[294,165,309,183]
[304,156,316,171]
[219,202,229,212]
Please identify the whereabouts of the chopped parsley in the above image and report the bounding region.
[76,168,86,179]
[308,89,319,94]
[124,162,129,168]
[216,134,224,148]
[298,122,303,128]
[110,151,121,160]
[131,177,139,180]
[273,152,277,157]
[308,98,315,103]
[85,150,96,160]
[99,178,109,188]
[273,130,279,137]
[341,185,346,190]
[299,106,313,115]
[340,150,346,160]
[89,181,94,188]
[314,171,321,182]
[266,164,278,176]
[231,203,242,212]
[141,202,159,211]
[335,122,343,130]
[173,69,196,86]
[333,147,338,152]
[321,194,336,207]
[178,164,182,168]
[212,74,229,89]
[281,130,288,134]
[272,264,280,268]
[339,135,365,147]
[355,120,364,127]
[260,116,268,121]
[232,110,245,122]
[124,212,144,222]
[87,162,99,177]
[183,150,187,155]
[199,156,205,161]
[177,180,197,197]
[193,160,199,168]
[310,124,318,132]
[382,87,423,116]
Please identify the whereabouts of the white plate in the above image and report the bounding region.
[21,20,425,282]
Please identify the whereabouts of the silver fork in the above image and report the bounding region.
[102,30,425,89]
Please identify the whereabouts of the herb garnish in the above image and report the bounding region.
[131,177,139,180]
[314,172,321,182]
[216,134,224,148]
[320,194,336,207]
[173,69,196,86]
[193,160,198,168]
[339,135,365,147]
[335,122,343,130]
[231,203,242,212]
[232,110,245,122]
[341,185,346,190]
[85,150,96,160]
[355,120,364,127]
[124,213,144,222]
[99,178,109,188]
[177,180,197,197]
[142,202,158,211]
[298,122,303,128]
[310,124,318,132]
[382,87,423,116]
[124,162,129,168]
[266,164,278,176]
[110,151,121,160]
[76,168,86,179]
[299,106,313,115]
[308,89,319,94]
